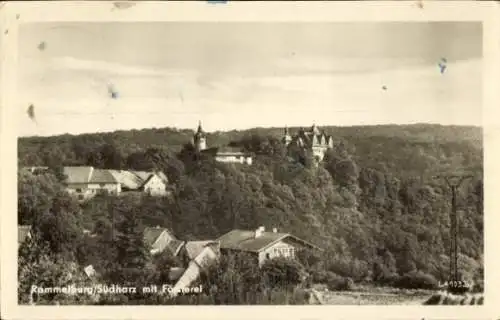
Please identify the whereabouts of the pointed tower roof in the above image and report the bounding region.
[197,121,204,133]
[311,123,320,135]
[195,121,206,137]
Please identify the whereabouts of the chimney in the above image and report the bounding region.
[273,228,277,233]
[255,226,265,238]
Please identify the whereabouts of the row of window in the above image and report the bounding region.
[273,247,295,257]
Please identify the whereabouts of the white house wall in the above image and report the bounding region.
[143,175,167,196]
[214,155,253,165]
[258,240,298,266]
[66,183,121,201]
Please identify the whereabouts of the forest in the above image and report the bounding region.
[17,124,484,304]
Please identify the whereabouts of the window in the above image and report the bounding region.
[99,183,106,187]
[75,188,82,193]
[78,195,84,200]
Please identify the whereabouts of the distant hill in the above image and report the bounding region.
[18,124,482,171]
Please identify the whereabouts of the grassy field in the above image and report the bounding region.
[311,285,433,305]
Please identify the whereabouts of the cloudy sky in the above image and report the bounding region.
[17,22,482,137]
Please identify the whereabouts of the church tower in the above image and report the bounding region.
[282,126,292,146]
[193,121,207,151]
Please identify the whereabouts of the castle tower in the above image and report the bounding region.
[311,123,320,135]
[282,126,292,146]
[193,121,207,151]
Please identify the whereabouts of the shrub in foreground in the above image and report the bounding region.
[325,272,355,291]
[393,271,438,290]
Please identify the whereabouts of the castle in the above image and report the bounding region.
[191,122,333,165]
[282,124,334,162]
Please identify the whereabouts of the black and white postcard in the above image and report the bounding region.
[1,1,499,320]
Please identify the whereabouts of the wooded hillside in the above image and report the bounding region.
[17,124,483,304]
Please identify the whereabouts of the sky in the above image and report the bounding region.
[17,22,482,137]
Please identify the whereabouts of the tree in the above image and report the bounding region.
[18,170,60,225]
[18,240,94,305]
[105,200,151,287]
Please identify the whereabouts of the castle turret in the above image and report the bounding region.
[282,126,292,146]
[311,123,320,135]
[193,121,207,151]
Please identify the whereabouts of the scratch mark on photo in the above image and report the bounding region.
[112,2,136,10]
[107,84,119,99]
[438,57,447,74]
[27,104,37,123]
[37,41,46,51]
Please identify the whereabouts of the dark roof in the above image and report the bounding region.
[144,227,183,255]
[144,227,172,246]
[217,229,322,253]
[18,225,32,245]
[168,239,185,256]
[184,241,219,260]
[216,146,244,153]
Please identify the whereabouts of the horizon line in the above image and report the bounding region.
[18,122,483,139]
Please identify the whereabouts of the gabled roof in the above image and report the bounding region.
[18,225,32,245]
[63,166,117,184]
[142,171,169,186]
[109,170,145,189]
[109,170,168,190]
[143,226,174,247]
[63,166,93,184]
[143,226,184,255]
[184,241,220,260]
[217,229,322,253]
[89,169,117,184]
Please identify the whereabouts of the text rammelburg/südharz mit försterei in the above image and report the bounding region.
[29,284,204,295]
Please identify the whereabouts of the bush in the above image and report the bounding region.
[393,271,438,290]
[261,257,307,288]
[375,272,400,286]
[325,272,354,291]
[472,280,484,293]
[311,270,328,283]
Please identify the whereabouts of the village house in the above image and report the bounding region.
[108,170,170,196]
[143,226,185,256]
[192,121,253,165]
[63,166,121,201]
[18,225,32,246]
[169,240,220,296]
[217,226,322,266]
[177,240,221,267]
